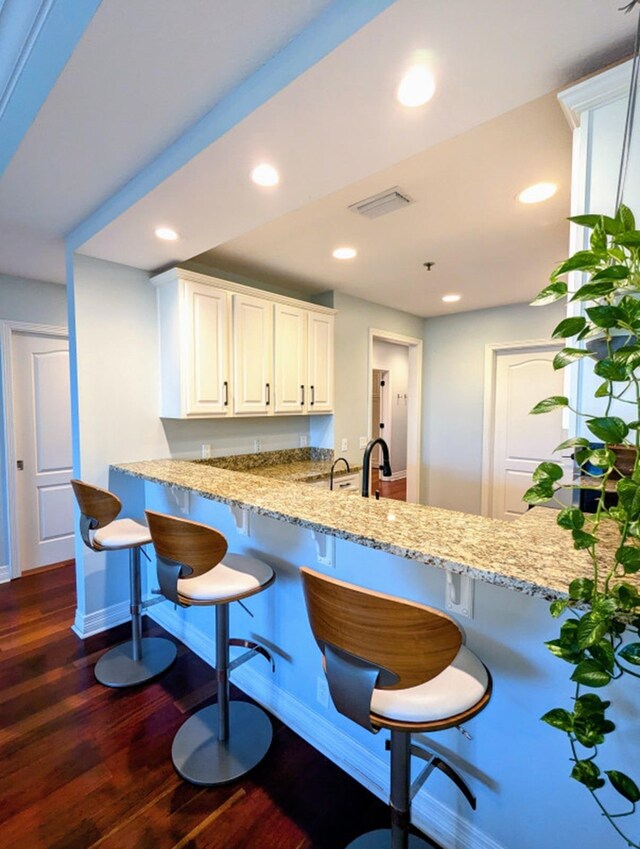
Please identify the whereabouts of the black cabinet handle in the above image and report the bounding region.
[301,385,305,406]
[310,385,315,406]
[223,381,229,406]
[266,383,270,406]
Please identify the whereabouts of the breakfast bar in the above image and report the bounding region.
[108,455,638,849]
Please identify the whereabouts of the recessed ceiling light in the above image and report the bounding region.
[154,227,178,241]
[251,163,279,187]
[332,247,357,260]
[517,182,557,204]
[397,64,436,107]
[442,294,461,303]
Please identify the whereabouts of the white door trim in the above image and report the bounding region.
[0,320,68,579]
[368,329,423,503]
[480,339,564,518]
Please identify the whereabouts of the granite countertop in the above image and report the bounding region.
[191,448,360,484]
[110,457,625,602]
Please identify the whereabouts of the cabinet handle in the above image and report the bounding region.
[223,380,229,406]
[301,385,305,406]
[266,383,270,406]
[310,385,315,406]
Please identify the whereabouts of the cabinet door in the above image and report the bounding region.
[274,303,307,413]
[307,312,334,413]
[233,293,273,414]
[184,281,230,416]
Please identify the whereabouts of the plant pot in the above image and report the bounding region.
[610,444,637,479]
[585,334,636,360]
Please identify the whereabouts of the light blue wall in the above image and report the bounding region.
[0,273,67,568]
[422,300,566,514]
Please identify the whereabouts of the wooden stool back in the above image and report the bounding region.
[145,510,228,579]
[71,479,121,527]
[301,568,462,691]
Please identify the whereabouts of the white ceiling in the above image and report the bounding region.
[0,0,635,315]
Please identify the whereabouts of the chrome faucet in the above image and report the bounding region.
[329,456,350,491]
[361,438,392,498]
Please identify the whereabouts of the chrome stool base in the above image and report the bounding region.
[347,830,434,849]
[94,637,177,688]
[172,700,272,786]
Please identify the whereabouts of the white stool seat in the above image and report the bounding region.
[370,645,489,724]
[177,553,273,602]
[94,518,152,550]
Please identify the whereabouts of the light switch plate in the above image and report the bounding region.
[341,438,348,451]
[359,436,368,449]
[300,435,308,447]
[201,443,211,459]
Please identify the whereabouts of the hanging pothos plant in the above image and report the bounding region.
[525,203,640,848]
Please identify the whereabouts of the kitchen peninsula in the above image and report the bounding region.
[107,453,638,849]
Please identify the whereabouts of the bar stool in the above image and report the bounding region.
[301,568,492,849]
[71,480,177,688]
[145,510,275,786]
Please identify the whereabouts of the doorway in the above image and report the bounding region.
[1,321,74,578]
[481,340,571,520]
[368,329,422,503]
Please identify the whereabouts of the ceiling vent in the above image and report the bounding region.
[349,186,413,219]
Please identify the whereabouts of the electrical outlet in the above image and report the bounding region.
[299,435,308,447]
[201,443,211,459]
[341,438,348,452]
[316,675,330,708]
[359,436,368,449]
[254,438,262,452]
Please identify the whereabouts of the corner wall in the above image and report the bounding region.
[422,300,565,514]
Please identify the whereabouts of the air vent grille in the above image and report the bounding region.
[349,186,413,219]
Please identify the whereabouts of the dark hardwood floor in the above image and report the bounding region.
[371,471,407,502]
[0,564,391,849]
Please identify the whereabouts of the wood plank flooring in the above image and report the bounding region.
[371,471,407,502]
[0,564,396,849]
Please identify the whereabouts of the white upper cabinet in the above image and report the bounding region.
[156,277,230,418]
[233,293,273,415]
[153,268,335,419]
[274,303,307,413]
[307,311,334,413]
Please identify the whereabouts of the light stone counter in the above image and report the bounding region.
[111,458,609,602]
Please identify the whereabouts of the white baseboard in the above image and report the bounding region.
[0,564,10,584]
[381,470,407,482]
[148,604,504,849]
[71,599,131,639]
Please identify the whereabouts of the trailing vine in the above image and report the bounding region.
[526,204,640,847]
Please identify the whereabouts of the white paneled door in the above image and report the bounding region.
[487,343,571,521]
[12,332,74,570]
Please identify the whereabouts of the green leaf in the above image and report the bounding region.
[586,305,624,328]
[577,613,609,648]
[533,461,564,483]
[606,771,640,803]
[617,480,640,520]
[570,280,617,301]
[572,530,598,550]
[594,380,610,398]
[593,358,629,382]
[619,642,640,666]
[555,437,590,452]
[588,641,615,674]
[569,214,622,235]
[571,659,611,687]
[572,759,605,790]
[530,396,569,414]
[545,638,583,664]
[615,546,640,574]
[523,482,554,504]
[586,448,616,469]
[568,578,594,600]
[590,265,629,282]
[552,317,587,338]
[586,416,629,443]
[553,349,592,370]
[574,693,610,717]
[541,707,574,732]
[550,252,600,280]
[614,231,640,247]
[557,507,585,531]
[617,203,636,232]
[550,598,570,618]
[530,281,568,305]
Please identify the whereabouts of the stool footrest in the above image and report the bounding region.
[228,638,275,672]
[409,743,476,809]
